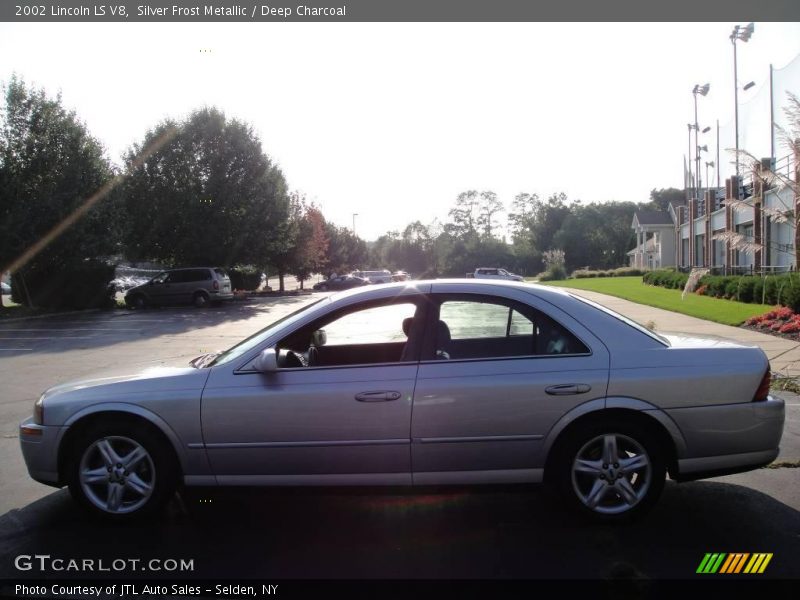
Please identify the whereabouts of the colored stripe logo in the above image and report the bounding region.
[697,553,773,574]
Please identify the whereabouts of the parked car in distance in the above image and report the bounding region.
[312,275,369,291]
[467,267,524,281]
[124,267,233,308]
[352,269,393,284]
[20,280,784,521]
[392,271,411,282]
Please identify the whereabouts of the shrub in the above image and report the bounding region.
[228,267,263,291]
[611,267,645,277]
[538,264,567,281]
[11,260,116,310]
[736,277,757,303]
[779,321,800,334]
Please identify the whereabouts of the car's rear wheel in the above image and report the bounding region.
[193,292,209,308]
[126,294,146,309]
[553,420,665,520]
[66,422,177,520]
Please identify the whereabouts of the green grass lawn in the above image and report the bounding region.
[537,276,773,326]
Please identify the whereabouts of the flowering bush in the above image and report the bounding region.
[779,321,800,334]
[744,306,800,337]
[695,285,707,296]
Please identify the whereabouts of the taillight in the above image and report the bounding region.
[753,367,771,402]
[213,280,219,290]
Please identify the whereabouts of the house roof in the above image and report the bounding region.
[634,210,673,226]
[627,237,657,255]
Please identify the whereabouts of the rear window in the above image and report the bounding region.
[570,293,668,346]
[214,268,228,277]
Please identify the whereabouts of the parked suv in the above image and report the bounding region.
[125,267,233,308]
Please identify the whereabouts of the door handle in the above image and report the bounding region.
[545,384,591,396]
[355,391,402,402]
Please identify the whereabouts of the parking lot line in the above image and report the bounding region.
[0,336,96,340]
[0,328,140,332]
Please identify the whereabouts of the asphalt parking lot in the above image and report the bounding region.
[0,293,799,580]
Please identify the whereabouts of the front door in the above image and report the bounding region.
[201,299,427,484]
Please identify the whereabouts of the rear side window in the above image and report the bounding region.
[214,268,228,278]
[434,297,589,359]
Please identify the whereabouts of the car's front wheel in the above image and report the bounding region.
[66,421,177,519]
[553,420,665,520]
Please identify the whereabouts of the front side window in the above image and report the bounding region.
[277,300,422,368]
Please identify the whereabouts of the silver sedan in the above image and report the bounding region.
[19,280,785,520]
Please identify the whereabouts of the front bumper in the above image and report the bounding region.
[19,418,63,487]
[667,395,785,480]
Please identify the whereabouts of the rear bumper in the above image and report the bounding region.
[668,395,785,480]
[19,418,63,487]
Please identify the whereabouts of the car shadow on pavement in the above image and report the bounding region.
[1,479,798,580]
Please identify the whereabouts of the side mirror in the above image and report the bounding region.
[253,348,278,373]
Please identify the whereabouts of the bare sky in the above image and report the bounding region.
[1,22,799,240]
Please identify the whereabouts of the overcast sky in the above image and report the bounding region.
[1,22,799,240]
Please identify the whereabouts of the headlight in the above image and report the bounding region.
[34,395,44,425]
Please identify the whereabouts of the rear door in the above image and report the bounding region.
[411,287,609,484]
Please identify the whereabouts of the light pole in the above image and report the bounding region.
[692,83,710,197]
[705,160,715,201]
[731,22,754,179]
[352,213,358,237]
[687,123,694,201]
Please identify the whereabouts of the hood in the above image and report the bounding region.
[41,365,209,402]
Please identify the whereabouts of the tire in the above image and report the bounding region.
[553,419,665,521]
[66,420,178,520]
[126,294,146,309]
[193,292,209,308]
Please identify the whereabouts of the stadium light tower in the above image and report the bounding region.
[731,22,754,179]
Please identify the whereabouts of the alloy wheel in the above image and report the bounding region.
[78,436,156,514]
[570,433,652,515]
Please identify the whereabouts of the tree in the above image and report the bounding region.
[719,92,800,266]
[477,191,504,238]
[446,190,479,239]
[507,192,539,241]
[290,204,329,289]
[648,188,684,212]
[120,107,289,270]
[327,224,367,275]
[0,76,117,308]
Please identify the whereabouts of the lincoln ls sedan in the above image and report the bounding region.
[19,280,785,520]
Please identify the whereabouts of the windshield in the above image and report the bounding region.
[208,298,326,367]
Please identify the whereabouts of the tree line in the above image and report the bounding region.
[369,188,684,278]
[1,76,680,308]
[0,77,368,307]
